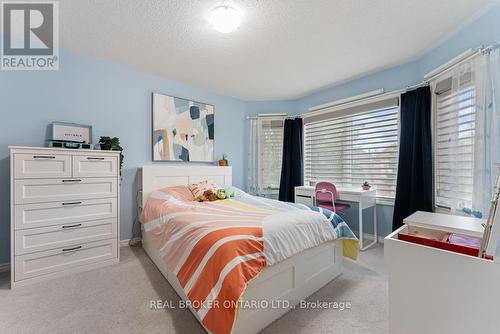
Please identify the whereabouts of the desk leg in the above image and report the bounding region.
[359,201,378,251]
[358,205,363,250]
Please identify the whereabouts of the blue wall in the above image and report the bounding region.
[0,50,247,264]
[245,3,500,239]
[1,4,500,264]
[295,4,500,112]
[419,4,500,76]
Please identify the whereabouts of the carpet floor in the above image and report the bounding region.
[0,244,388,334]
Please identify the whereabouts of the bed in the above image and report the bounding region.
[139,165,358,334]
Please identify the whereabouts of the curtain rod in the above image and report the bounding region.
[426,50,483,83]
[408,42,498,88]
[299,89,402,119]
[405,81,430,91]
[247,83,425,120]
[246,113,290,120]
[423,48,481,81]
[307,89,384,112]
[247,89,403,120]
[483,41,500,54]
[247,41,500,121]
[397,41,499,92]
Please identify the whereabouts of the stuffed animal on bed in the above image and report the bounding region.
[189,180,219,201]
[217,189,227,199]
[203,189,219,201]
[225,188,235,198]
[188,181,237,202]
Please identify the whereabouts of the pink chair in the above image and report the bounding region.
[314,182,351,214]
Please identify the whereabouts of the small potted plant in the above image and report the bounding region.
[218,154,228,166]
[99,136,124,175]
[362,181,371,190]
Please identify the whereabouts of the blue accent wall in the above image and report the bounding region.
[0,50,247,264]
[295,3,500,113]
[1,4,500,264]
[245,3,500,240]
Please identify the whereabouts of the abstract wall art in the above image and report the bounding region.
[152,92,214,162]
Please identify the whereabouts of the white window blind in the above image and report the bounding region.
[434,82,476,209]
[258,118,284,193]
[304,101,399,198]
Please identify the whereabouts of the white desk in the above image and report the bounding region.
[294,186,377,250]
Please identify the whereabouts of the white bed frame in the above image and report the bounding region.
[140,165,343,334]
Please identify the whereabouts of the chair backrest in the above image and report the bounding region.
[315,182,339,203]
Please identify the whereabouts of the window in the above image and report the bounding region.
[258,117,284,195]
[434,75,476,210]
[304,97,400,198]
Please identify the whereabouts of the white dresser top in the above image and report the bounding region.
[9,145,120,154]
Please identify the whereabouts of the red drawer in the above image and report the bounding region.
[398,232,480,257]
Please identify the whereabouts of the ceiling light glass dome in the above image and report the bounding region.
[209,6,242,33]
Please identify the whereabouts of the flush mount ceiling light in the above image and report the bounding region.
[209,5,242,33]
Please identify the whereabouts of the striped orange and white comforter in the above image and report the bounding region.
[140,186,358,334]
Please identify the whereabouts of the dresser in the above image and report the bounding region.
[9,146,120,288]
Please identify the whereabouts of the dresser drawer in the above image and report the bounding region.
[14,239,117,281]
[15,178,117,204]
[15,198,117,230]
[15,218,117,254]
[14,153,71,179]
[72,155,118,177]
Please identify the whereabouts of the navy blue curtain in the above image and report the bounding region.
[279,118,303,202]
[392,86,433,231]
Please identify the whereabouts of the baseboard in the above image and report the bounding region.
[11,258,119,288]
[120,239,130,247]
[120,237,142,247]
[366,233,385,244]
[0,262,10,273]
[353,232,385,244]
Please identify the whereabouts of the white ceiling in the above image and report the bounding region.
[60,0,495,101]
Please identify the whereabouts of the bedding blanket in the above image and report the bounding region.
[141,187,358,334]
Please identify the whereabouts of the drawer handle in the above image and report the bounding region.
[33,155,55,159]
[62,201,82,206]
[62,223,82,229]
[62,245,82,252]
[87,157,105,160]
[62,179,82,183]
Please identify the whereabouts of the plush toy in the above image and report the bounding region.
[203,189,219,201]
[225,188,235,198]
[217,189,227,199]
[189,180,219,201]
